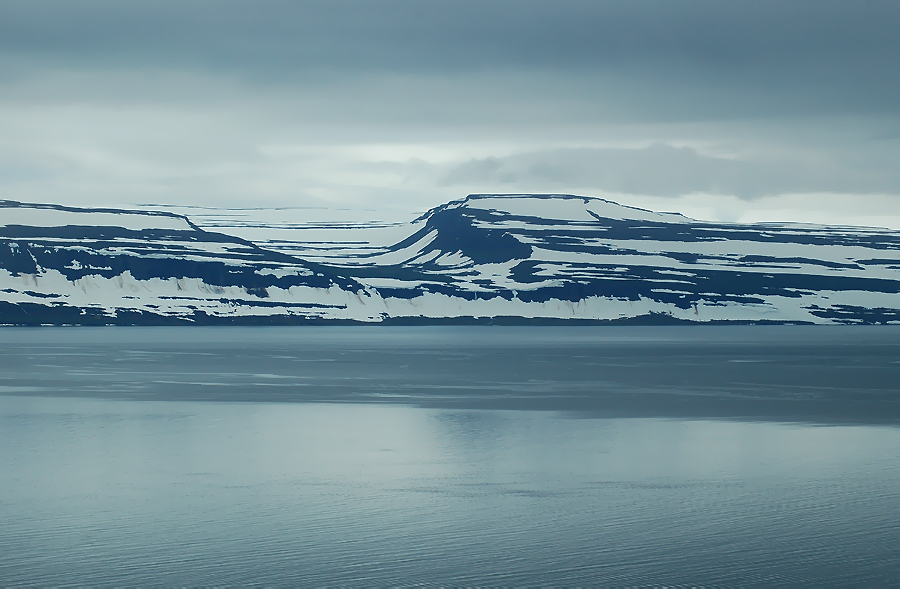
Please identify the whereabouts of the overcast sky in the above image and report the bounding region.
[2,0,900,226]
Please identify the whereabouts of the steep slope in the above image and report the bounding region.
[331,194,900,324]
[2,195,899,325]
[0,201,380,324]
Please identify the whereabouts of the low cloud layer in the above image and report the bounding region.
[442,144,900,199]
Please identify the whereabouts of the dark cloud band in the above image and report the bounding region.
[1,1,897,109]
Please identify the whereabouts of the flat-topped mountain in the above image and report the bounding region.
[2,195,899,324]
[334,194,900,323]
[0,201,371,324]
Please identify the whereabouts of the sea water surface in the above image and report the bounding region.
[1,326,899,586]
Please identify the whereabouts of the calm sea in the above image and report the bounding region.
[1,326,899,586]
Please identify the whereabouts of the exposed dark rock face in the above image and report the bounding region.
[2,195,899,325]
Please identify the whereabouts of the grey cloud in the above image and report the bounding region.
[442,144,900,199]
[1,1,895,73]
[0,1,899,118]
[2,0,900,217]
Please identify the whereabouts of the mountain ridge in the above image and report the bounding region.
[2,194,899,325]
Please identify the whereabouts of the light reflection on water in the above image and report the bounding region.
[2,396,900,586]
[1,326,900,585]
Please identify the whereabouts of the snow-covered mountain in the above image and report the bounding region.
[2,195,899,324]
[0,202,380,324]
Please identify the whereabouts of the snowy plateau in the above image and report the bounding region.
[1,194,899,325]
